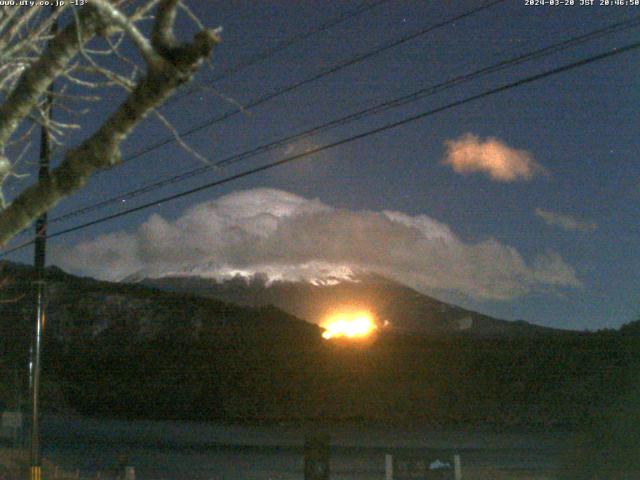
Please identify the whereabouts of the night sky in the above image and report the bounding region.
[3,0,639,331]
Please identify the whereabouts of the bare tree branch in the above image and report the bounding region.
[0,1,220,246]
[0,7,101,147]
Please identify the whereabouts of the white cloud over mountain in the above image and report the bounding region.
[443,133,546,182]
[53,188,579,301]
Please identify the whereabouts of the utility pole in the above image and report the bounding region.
[30,10,57,480]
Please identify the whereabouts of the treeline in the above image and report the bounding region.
[42,327,640,429]
[2,261,640,429]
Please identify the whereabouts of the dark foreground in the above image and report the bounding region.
[37,414,570,480]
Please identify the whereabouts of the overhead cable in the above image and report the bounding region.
[49,16,640,224]
[1,38,636,258]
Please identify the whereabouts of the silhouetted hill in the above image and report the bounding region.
[619,319,640,336]
[0,260,320,361]
[139,273,564,337]
[2,261,639,430]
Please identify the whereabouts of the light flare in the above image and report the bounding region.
[321,310,377,340]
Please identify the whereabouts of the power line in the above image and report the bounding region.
[214,0,393,83]
[0,0,542,252]
[1,237,35,257]
[167,0,393,105]
[106,0,508,171]
[2,38,636,257]
[49,16,640,224]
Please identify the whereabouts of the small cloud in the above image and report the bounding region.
[442,133,546,182]
[535,208,597,233]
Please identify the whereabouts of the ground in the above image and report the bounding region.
[0,447,78,480]
[464,467,556,479]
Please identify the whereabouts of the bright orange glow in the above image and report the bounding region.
[321,310,377,340]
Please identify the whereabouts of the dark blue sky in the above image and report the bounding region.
[4,0,639,330]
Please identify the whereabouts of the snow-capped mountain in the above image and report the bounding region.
[138,272,562,337]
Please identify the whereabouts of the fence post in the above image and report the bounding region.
[385,454,393,480]
[124,466,136,480]
[454,454,462,480]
